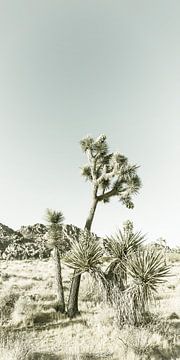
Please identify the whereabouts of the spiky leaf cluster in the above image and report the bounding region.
[45,209,65,253]
[81,165,92,181]
[80,134,108,156]
[127,249,170,303]
[104,224,145,289]
[64,230,104,274]
[45,209,64,225]
[80,134,141,209]
[104,228,145,262]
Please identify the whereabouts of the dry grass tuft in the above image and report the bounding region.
[10,295,65,327]
[11,295,37,326]
[0,289,19,324]
[0,330,30,360]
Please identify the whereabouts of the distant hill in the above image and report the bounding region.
[0,223,23,252]
[0,222,82,260]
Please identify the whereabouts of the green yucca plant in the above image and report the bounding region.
[113,249,171,326]
[101,222,171,326]
[104,221,145,289]
[105,221,145,257]
[64,230,104,275]
[127,249,170,303]
[105,229,145,259]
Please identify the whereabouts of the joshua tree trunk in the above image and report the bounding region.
[54,246,65,313]
[67,198,98,318]
[84,197,98,231]
[66,271,81,318]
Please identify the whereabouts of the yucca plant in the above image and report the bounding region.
[102,221,171,326]
[113,248,171,326]
[45,209,65,313]
[127,249,170,311]
[64,230,104,274]
[104,221,145,290]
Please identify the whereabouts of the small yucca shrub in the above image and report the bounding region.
[113,249,170,326]
[127,249,170,301]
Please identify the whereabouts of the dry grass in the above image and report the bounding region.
[0,330,30,360]
[0,258,179,359]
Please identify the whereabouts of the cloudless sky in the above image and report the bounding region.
[0,0,180,247]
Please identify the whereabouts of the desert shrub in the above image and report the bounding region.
[11,295,61,326]
[1,272,11,280]
[147,314,178,346]
[11,296,38,326]
[0,290,19,324]
[116,321,178,360]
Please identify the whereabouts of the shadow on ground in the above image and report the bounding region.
[28,353,59,360]
[9,317,88,334]
[28,352,113,360]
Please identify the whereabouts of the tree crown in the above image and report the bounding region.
[80,134,142,208]
[45,209,65,250]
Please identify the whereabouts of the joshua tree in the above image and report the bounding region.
[45,209,65,313]
[67,134,142,317]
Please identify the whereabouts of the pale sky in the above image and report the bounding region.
[0,0,180,247]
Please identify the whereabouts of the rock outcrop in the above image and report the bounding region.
[0,222,88,260]
[0,223,23,252]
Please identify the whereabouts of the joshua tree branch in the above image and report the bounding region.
[97,187,117,201]
[96,165,118,185]
[91,158,98,182]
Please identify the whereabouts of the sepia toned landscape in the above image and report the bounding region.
[1,1,180,359]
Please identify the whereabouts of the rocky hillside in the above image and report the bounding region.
[0,223,19,238]
[19,223,48,240]
[0,223,23,252]
[0,222,82,260]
